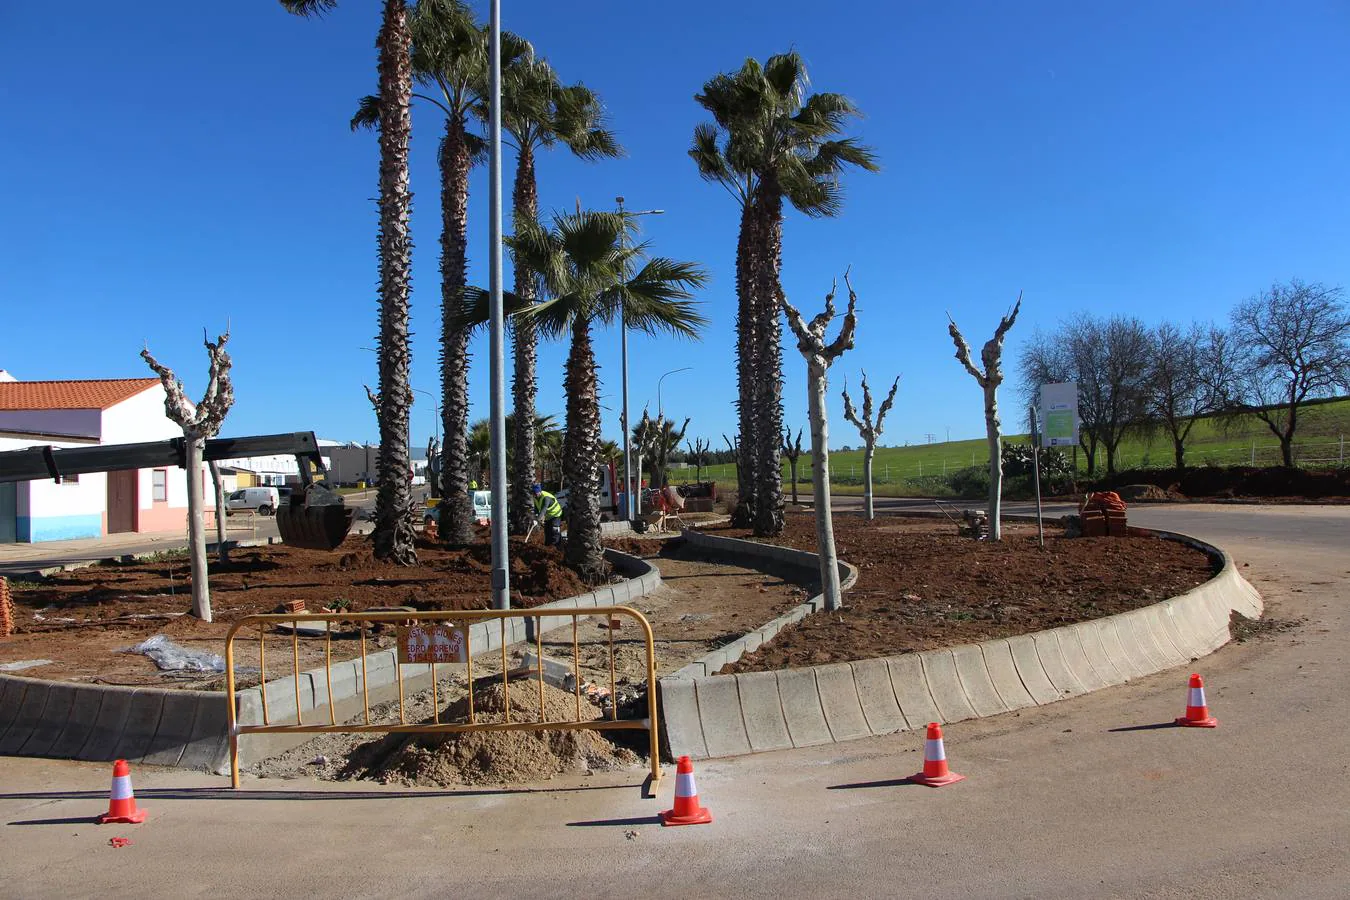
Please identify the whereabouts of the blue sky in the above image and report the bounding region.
[2,1,1347,450]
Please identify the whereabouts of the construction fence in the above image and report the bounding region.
[224,606,662,794]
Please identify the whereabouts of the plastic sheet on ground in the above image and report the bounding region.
[122,634,226,673]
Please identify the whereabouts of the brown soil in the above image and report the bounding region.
[2,534,588,686]
[341,678,638,787]
[713,511,1217,674]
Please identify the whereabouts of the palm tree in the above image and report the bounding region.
[352,3,528,546]
[283,0,417,564]
[494,55,622,536]
[511,211,706,581]
[691,51,878,537]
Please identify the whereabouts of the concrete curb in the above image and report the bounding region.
[658,527,1261,761]
[0,548,661,774]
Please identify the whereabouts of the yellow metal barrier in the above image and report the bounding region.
[224,606,661,796]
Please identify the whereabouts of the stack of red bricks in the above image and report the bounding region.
[1080,492,1128,537]
[0,576,13,638]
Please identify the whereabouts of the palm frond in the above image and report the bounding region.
[280,0,337,17]
[805,137,881,176]
[553,84,624,160]
[762,50,808,106]
[350,94,381,132]
[454,286,532,329]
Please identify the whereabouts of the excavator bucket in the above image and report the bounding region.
[274,484,356,551]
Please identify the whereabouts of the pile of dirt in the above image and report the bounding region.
[1115,483,1182,502]
[339,677,638,787]
[1092,465,1350,499]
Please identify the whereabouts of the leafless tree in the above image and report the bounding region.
[948,295,1021,541]
[1231,280,1350,466]
[1145,322,1211,468]
[141,329,234,623]
[646,415,691,489]
[841,372,900,520]
[686,436,711,482]
[781,426,804,505]
[782,271,859,611]
[1019,314,1150,475]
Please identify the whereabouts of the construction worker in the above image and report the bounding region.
[531,483,564,547]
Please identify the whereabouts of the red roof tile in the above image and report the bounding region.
[0,378,160,411]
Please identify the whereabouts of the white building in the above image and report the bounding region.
[0,377,218,543]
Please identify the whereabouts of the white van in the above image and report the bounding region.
[225,486,280,517]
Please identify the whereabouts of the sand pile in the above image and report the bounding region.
[340,677,638,787]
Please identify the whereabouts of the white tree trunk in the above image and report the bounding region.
[208,460,228,563]
[984,382,1003,542]
[185,437,211,622]
[862,445,875,521]
[807,364,843,610]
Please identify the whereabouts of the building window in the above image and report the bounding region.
[152,469,168,502]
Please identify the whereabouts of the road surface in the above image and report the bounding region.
[1,504,1347,898]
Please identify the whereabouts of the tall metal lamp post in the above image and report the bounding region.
[411,387,438,496]
[615,197,665,522]
[657,366,692,419]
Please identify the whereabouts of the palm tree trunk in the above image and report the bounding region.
[438,115,473,545]
[731,199,760,527]
[562,317,606,583]
[752,187,786,537]
[372,0,417,566]
[509,143,539,535]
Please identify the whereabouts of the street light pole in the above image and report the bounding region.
[657,367,692,419]
[616,197,665,522]
[487,0,509,610]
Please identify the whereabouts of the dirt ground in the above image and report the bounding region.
[714,511,1217,674]
[0,532,810,691]
[1,534,590,687]
[250,537,810,786]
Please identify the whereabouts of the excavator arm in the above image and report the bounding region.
[0,432,355,551]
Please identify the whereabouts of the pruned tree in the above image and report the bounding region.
[141,330,234,623]
[781,426,804,505]
[1231,280,1350,466]
[782,271,859,611]
[841,371,900,520]
[948,294,1021,541]
[207,461,229,563]
[686,436,711,482]
[648,415,690,489]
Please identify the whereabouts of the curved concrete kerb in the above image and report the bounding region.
[0,547,662,774]
[659,527,1260,761]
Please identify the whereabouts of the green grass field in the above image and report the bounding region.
[671,397,1350,496]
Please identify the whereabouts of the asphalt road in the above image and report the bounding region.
[2,503,1347,898]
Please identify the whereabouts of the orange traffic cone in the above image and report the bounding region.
[660,755,712,826]
[97,759,148,824]
[908,723,966,787]
[1175,673,1218,728]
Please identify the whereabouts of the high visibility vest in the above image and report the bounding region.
[534,491,563,519]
